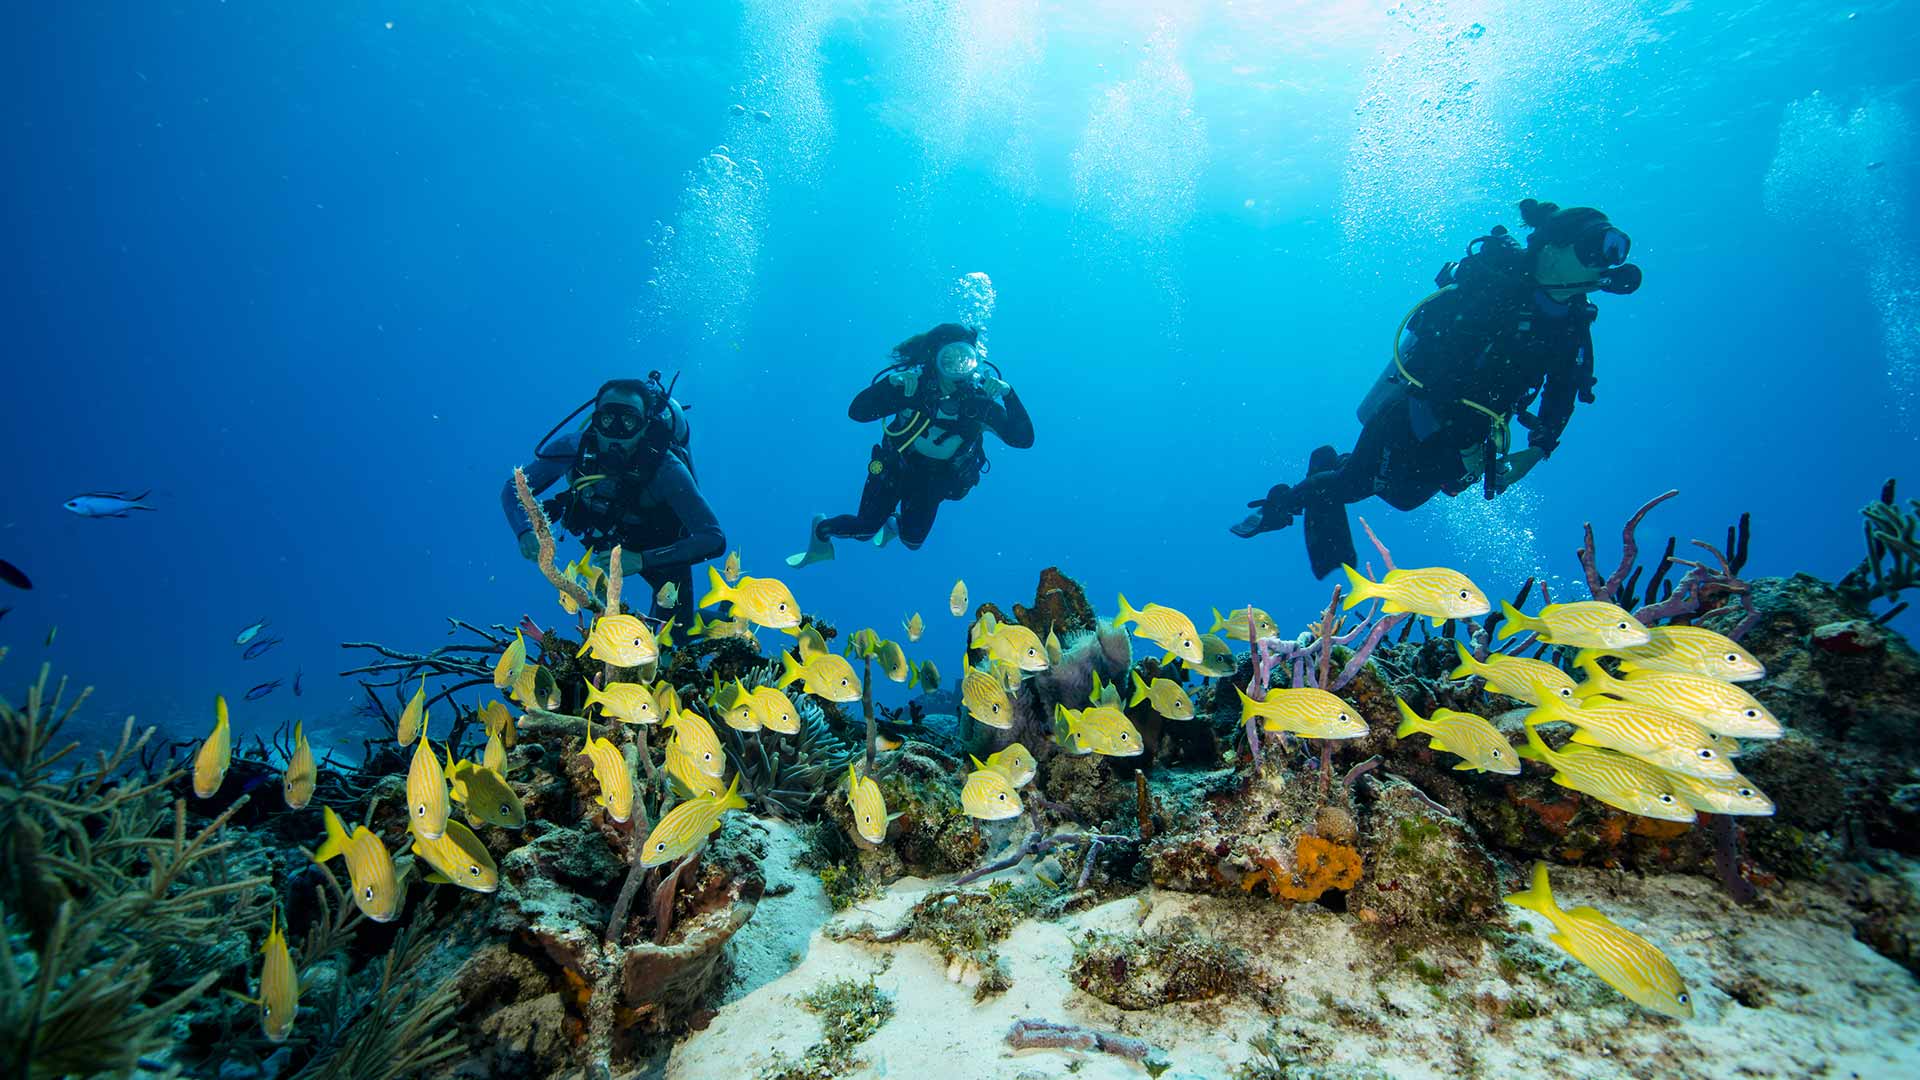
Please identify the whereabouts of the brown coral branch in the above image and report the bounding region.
[604,543,624,616]
[1005,1018,1166,1068]
[513,467,598,613]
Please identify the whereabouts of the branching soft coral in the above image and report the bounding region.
[1241,834,1363,902]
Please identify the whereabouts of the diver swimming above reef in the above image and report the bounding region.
[788,322,1034,566]
[1232,198,1644,578]
[505,374,724,626]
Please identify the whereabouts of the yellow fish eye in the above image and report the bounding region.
[363,885,374,900]
[1743,709,1759,719]
[653,841,667,852]
[1677,993,1690,1005]
[1659,793,1675,804]
[1738,787,1755,797]
[1725,653,1739,662]
[1616,622,1629,630]
[1558,688,1574,698]
[469,865,482,876]
[1491,749,1504,758]
[1697,748,1715,759]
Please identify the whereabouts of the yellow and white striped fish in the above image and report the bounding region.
[1342,564,1490,625]
[1115,594,1203,664]
[410,818,499,893]
[751,686,801,734]
[652,681,682,716]
[903,612,924,642]
[283,720,315,810]
[1175,634,1239,678]
[698,565,802,630]
[777,649,862,703]
[483,729,509,776]
[714,680,762,731]
[397,676,427,746]
[1129,671,1194,720]
[1450,641,1579,706]
[1584,624,1765,683]
[847,764,890,844]
[406,716,450,840]
[1055,704,1144,757]
[1497,600,1649,650]
[1044,625,1064,667]
[962,758,1024,819]
[1528,697,1733,781]
[1209,606,1279,643]
[982,743,1037,788]
[1572,661,1782,739]
[641,774,748,866]
[492,629,527,689]
[194,695,233,799]
[722,549,743,584]
[1652,766,1775,816]
[666,736,727,799]
[584,681,661,725]
[578,614,659,668]
[663,708,726,778]
[1505,862,1694,1019]
[448,756,527,828]
[255,908,299,1042]
[1514,725,1694,822]
[314,805,402,922]
[792,623,830,659]
[979,622,1050,672]
[1234,685,1367,739]
[950,578,968,616]
[478,699,516,748]
[581,718,635,823]
[1393,698,1519,775]
[876,639,913,683]
[509,663,558,711]
[961,660,1014,728]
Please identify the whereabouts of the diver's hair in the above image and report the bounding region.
[1518,198,1610,249]
[595,378,656,405]
[890,323,979,369]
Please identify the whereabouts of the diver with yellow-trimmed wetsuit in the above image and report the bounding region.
[789,323,1033,566]
[1232,198,1643,578]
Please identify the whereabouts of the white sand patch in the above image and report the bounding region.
[669,868,1920,1079]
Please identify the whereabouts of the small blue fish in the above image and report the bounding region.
[246,680,282,701]
[293,668,303,697]
[244,636,284,660]
[62,490,157,518]
[235,619,270,646]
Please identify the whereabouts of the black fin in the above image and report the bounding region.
[1303,497,1357,580]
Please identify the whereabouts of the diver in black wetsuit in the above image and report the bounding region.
[1231,199,1643,579]
[788,323,1034,566]
[506,374,724,627]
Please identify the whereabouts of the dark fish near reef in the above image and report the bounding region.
[245,679,282,701]
[0,558,31,590]
[235,618,270,646]
[293,668,303,696]
[63,489,157,518]
[243,636,283,660]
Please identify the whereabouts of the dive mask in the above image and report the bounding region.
[936,340,980,381]
[593,404,645,438]
[1572,221,1630,269]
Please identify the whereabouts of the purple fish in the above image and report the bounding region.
[243,636,283,660]
[0,559,30,591]
[245,680,282,701]
[63,490,157,518]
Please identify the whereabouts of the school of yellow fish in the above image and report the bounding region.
[184,546,1786,1038]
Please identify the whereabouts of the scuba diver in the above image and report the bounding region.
[504,373,723,627]
[787,322,1033,566]
[1231,198,1642,578]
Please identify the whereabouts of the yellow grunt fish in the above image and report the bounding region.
[1505,862,1694,1019]
[979,622,1050,672]
[1514,724,1694,822]
[1209,606,1279,642]
[847,764,890,844]
[1056,703,1144,757]
[1585,624,1766,683]
[1175,633,1239,678]
[585,681,661,725]
[314,805,401,922]
[1497,600,1650,650]
[666,736,727,799]
[1343,564,1490,624]
[1234,685,1367,739]
[1044,624,1064,667]
[1130,671,1195,720]
[254,909,299,1042]
[194,695,233,799]
[1572,660,1781,739]
[448,756,527,828]
[1115,593,1203,664]
[1393,697,1519,775]
[657,580,679,610]
[580,717,634,823]
[1653,765,1775,816]
[283,720,315,810]
[397,676,426,747]
[722,549,743,584]
[1528,697,1733,781]
[982,743,1037,788]
[483,729,508,775]
[751,686,801,734]
[699,565,801,629]
[903,612,924,642]
[793,623,830,659]
[406,724,450,841]
[714,680,761,731]
[652,681,682,716]
[410,818,499,893]
[877,638,912,683]
[493,629,527,690]
[961,660,1014,728]
[478,699,516,748]
[662,708,726,778]
[1450,641,1579,706]
[777,649,862,703]
[578,614,659,668]
[641,774,747,866]
[962,757,1024,819]
[950,579,968,616]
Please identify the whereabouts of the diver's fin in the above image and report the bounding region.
[785,514,835,568]
[872,514,899,548]
[1303,496,1357,581]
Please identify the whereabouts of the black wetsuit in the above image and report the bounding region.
[504,431,724,626]
[817,373,1034,549]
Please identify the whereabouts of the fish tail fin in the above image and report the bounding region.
[1515,719,1552,762]
[1209,607,1226,634]
[698,565,730,610]
[1235,684,1258,722]
[1496,600,1538,640]
[1449,640,1482,680]
[1393,696,1425,738]
[1340,564,1374,609]
[1129,671,1149,707]
[214,695,229,733]
[314,806,347,863]
[1115,593,1139,627]
[293,719,304,746]
[721,773,746,812]
[776,651,803,689]
[1571,657,1614,699]
[1503,861,1561,922]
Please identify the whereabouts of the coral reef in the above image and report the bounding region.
[762,976,894,1080]
[1068,914,1250,1009]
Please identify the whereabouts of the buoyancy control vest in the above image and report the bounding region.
[539,373,695,547]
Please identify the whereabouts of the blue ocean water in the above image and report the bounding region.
[3,0,1914,751]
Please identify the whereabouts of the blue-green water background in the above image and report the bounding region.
[3,1,1914,748]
